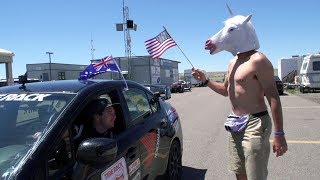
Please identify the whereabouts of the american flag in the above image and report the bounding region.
[145,30,177,59]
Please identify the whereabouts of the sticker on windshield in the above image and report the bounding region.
[101,157,128,180]
[0,94,51,101]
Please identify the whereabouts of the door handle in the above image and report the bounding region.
[126,147,137,159]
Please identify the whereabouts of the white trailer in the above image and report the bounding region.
[278,56,303,81]
[299,53,320,93]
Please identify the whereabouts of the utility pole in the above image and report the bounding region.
[46,52,53,81]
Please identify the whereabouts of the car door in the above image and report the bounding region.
[122,86,169,179]
[71,87,143,180]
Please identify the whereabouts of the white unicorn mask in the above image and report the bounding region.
[205,5,260,56]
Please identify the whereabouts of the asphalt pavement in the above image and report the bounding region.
[167,87,320,180]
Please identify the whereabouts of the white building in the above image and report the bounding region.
[0,48,14,85]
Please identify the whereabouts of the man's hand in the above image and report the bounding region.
[273,135,288,157]
[192,68,207,82]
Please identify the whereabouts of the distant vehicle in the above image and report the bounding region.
[180,80,191,91]
[184,69,204,87]
[274,76,284,95]
[144,84,171,100]
[299,54,320,93]
[171,81,191,93]
[0,80,183,180]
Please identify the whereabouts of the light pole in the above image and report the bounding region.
[46,52,53,81]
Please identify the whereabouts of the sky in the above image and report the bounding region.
[1,0,320,79]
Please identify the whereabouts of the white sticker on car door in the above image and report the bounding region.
[101,157,128,180]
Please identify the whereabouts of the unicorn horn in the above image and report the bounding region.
[226,4,234,17]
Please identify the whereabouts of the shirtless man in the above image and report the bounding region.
[192,50,288,179]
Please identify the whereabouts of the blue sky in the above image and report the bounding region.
[1,0,320,79]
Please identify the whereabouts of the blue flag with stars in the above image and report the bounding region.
[79,55,122,80]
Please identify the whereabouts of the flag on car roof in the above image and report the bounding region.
[79,55,121,80]
[79,55,129,89]
[145,30,177,59]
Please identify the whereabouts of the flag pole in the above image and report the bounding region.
[112,56,129,90]
[162,26,194,68]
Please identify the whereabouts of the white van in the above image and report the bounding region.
[299,54,320,93]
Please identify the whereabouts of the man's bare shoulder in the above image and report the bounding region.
[229,57,237,65]
[250,51,272,66]
[250,51,274,74]
[251,51,268,61]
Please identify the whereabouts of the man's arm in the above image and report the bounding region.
[192,68,229,97]
[254,53,288,157]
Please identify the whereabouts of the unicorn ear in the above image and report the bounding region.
[226,4,234,17]
[243,14,253,24]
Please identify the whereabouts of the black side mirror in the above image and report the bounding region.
[76,138,117,166]
[154,92,161,99]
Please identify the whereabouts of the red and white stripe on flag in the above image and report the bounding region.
[145,30,176,59]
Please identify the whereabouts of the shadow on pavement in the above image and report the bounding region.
[182,166,207,180]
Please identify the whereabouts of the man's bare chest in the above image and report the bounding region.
[229,61,257,85]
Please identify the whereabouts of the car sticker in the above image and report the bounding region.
[101,157,128,180]
[128,158,141,176]
[154,128,160,158]
[0,94,51,101]
[131,171,141,180]
[139,130,157,169]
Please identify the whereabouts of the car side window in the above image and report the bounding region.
[123,88,153,127]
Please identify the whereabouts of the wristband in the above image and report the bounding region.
[203,78,210,86]
[274,131,285,135]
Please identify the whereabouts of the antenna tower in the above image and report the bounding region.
[123,0,131,59]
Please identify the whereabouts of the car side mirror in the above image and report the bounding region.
[76,138,117,166]
[150,92,161,104]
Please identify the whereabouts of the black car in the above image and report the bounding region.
[274,76,284,95]
[143,84,171,100]
[0,80,183,180]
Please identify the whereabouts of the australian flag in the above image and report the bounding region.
[79,55,122,80]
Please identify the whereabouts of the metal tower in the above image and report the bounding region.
[123,0,131,59]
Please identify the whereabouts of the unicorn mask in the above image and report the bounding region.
[205,5,260,56]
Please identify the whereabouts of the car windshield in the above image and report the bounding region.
[0,93,76,177]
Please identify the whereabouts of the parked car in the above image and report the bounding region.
[274,76,284,95]
[143,84,171,100]
[171,81,191,93]
[0,79,183,180]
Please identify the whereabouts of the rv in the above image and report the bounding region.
[299,54,320,93]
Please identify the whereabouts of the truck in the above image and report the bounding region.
[184,69,205,87]
[299,53,320,93]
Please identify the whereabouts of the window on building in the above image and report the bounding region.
[58,72,66,80]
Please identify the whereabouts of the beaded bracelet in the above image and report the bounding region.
[274,131,285,135]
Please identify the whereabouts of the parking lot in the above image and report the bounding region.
[167,87,320,180]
